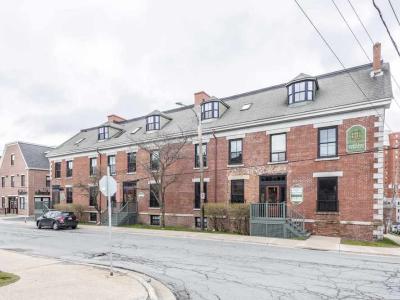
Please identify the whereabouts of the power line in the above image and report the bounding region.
[347,0,374,44]
[293,0,393,131]
[388,0,400,27]
[332,0,400,111]
[373,0,400,57]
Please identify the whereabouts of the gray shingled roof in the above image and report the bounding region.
[47,63,393,158]
[19,142,53,169]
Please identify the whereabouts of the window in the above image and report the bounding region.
[1,177,5,188]
[131,127,141,134]
[146,115,160,131]
[127,152,137,173]
[317,177,338,212]
[194,182,207,209]
[11,154,15,166]
[149,184,159,208]
[150,215,160,226]
[1,197,5,208]
[270,133,287,162]
[54,162,61,178]
[66,187,73,204]
[66,160,73,177]
[46,176,51,188]
[150,151,160,171]
[240,103,252,111]
[201,101,219,120]
[108,155,116,175]
[89,212,97,222]
[195,217,208,228]
[231,180,244,203]
[229,139,243,165]
[89,186,98,207]
[10,176,14,188]
[287,80,314,104]
[90,158,97,176]
[19,197,26,210]
[21,175,25,187]
[98,127,109,140]
[318,127,338,158]
[194,144,207,168]
[75,138,85,145]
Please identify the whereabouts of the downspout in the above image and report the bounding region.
[212,130,218,203]
[96,148,102,222]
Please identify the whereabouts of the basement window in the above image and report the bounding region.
[150,215,160,226]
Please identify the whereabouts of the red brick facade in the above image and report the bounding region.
[50,114,382,240]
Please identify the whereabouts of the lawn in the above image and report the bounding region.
[0,272,19,287]
[341,237,400,248]
[122,224,241,235]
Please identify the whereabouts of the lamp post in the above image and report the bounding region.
[176,102,205,230]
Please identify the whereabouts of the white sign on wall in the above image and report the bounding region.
[290,185,303,204]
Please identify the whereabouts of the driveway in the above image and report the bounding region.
[0,220,399,299]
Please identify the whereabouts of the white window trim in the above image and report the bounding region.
[266,128,291,135]
[228,175,249,180]
[313,120,343,128]
[192,178,210,183]
[313,171,343,178]
[226,134,245,140]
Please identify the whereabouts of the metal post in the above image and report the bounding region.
[198,111,205,231]
[107,166,113,276]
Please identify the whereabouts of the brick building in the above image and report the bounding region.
[47,45,393,240]
[384,132,400,228]
[0,142,53,216]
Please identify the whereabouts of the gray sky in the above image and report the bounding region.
[0,0,399,151]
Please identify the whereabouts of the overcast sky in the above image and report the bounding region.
[0,0,399,151]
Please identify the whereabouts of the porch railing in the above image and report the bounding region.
[250,202,286,219]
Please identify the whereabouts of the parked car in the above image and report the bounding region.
[391,224,400,234]
[37,210,78,230]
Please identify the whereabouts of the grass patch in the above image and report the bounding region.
[121,224,241,235]
[341,237,400,248]
[0,272,19,287]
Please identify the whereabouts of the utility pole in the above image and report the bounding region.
[176,102,205,230]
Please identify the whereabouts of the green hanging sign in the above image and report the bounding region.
[346,125,366,153]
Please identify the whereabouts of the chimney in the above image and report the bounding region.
[194,91,210,107]
[372,42,382,76]
[107,114,126,123]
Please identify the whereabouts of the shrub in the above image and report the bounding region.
[228,204,250,235]
[54,203,87,220]
[204,203,228,232]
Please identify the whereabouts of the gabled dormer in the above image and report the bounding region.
[200,97,229,121]
[145,110,172,132]
[286,73,318,105]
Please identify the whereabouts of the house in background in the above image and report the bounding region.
[384,132,400,229]
[0,142,53,216]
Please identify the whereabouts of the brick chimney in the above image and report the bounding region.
[107,114,126,123]
[372,42,382,76]
[194,91,210,107]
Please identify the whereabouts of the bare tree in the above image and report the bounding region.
[75,166,103,224]
[139,132,188,228]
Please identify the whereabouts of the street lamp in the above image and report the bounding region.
[176,102,206,230]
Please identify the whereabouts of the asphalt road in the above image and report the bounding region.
[0,219,399,300]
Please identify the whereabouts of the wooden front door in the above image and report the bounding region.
[266,186,280,203]
[8,197,18,214]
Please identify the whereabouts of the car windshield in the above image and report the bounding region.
[61,212,74,217]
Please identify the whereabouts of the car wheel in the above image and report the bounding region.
[52,222,59,230]
[37,221,42,229]
[71,225,77,229]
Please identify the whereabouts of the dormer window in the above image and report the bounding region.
[146,115,160,131]
[98,126,109,140]
[287,80,315,104]
[201,101,219,120]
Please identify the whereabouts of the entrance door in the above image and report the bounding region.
[8,197,18,214]
[266,186,280,203]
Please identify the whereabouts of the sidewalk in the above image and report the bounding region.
[80,224,400,257]
[0,250,175,300]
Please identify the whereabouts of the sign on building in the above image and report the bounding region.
[346,125,366,153]
[290,185,303,204]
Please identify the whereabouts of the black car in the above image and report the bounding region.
[37,210,78,230]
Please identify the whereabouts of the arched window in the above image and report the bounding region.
[287,80,315,104]
[201,101,219,120]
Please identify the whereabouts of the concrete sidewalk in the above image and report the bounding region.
[80,224,400,257]
[0,250,175,300]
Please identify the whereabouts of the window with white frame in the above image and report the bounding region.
[318,127,338,158]
[270,133,287,162]
[201,101,219,120]
[194,144,207,168]
[108,155,116,175]
[146,115,160,131]
[98,126,109,140]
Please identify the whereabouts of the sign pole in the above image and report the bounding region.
[107,166,113,276]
